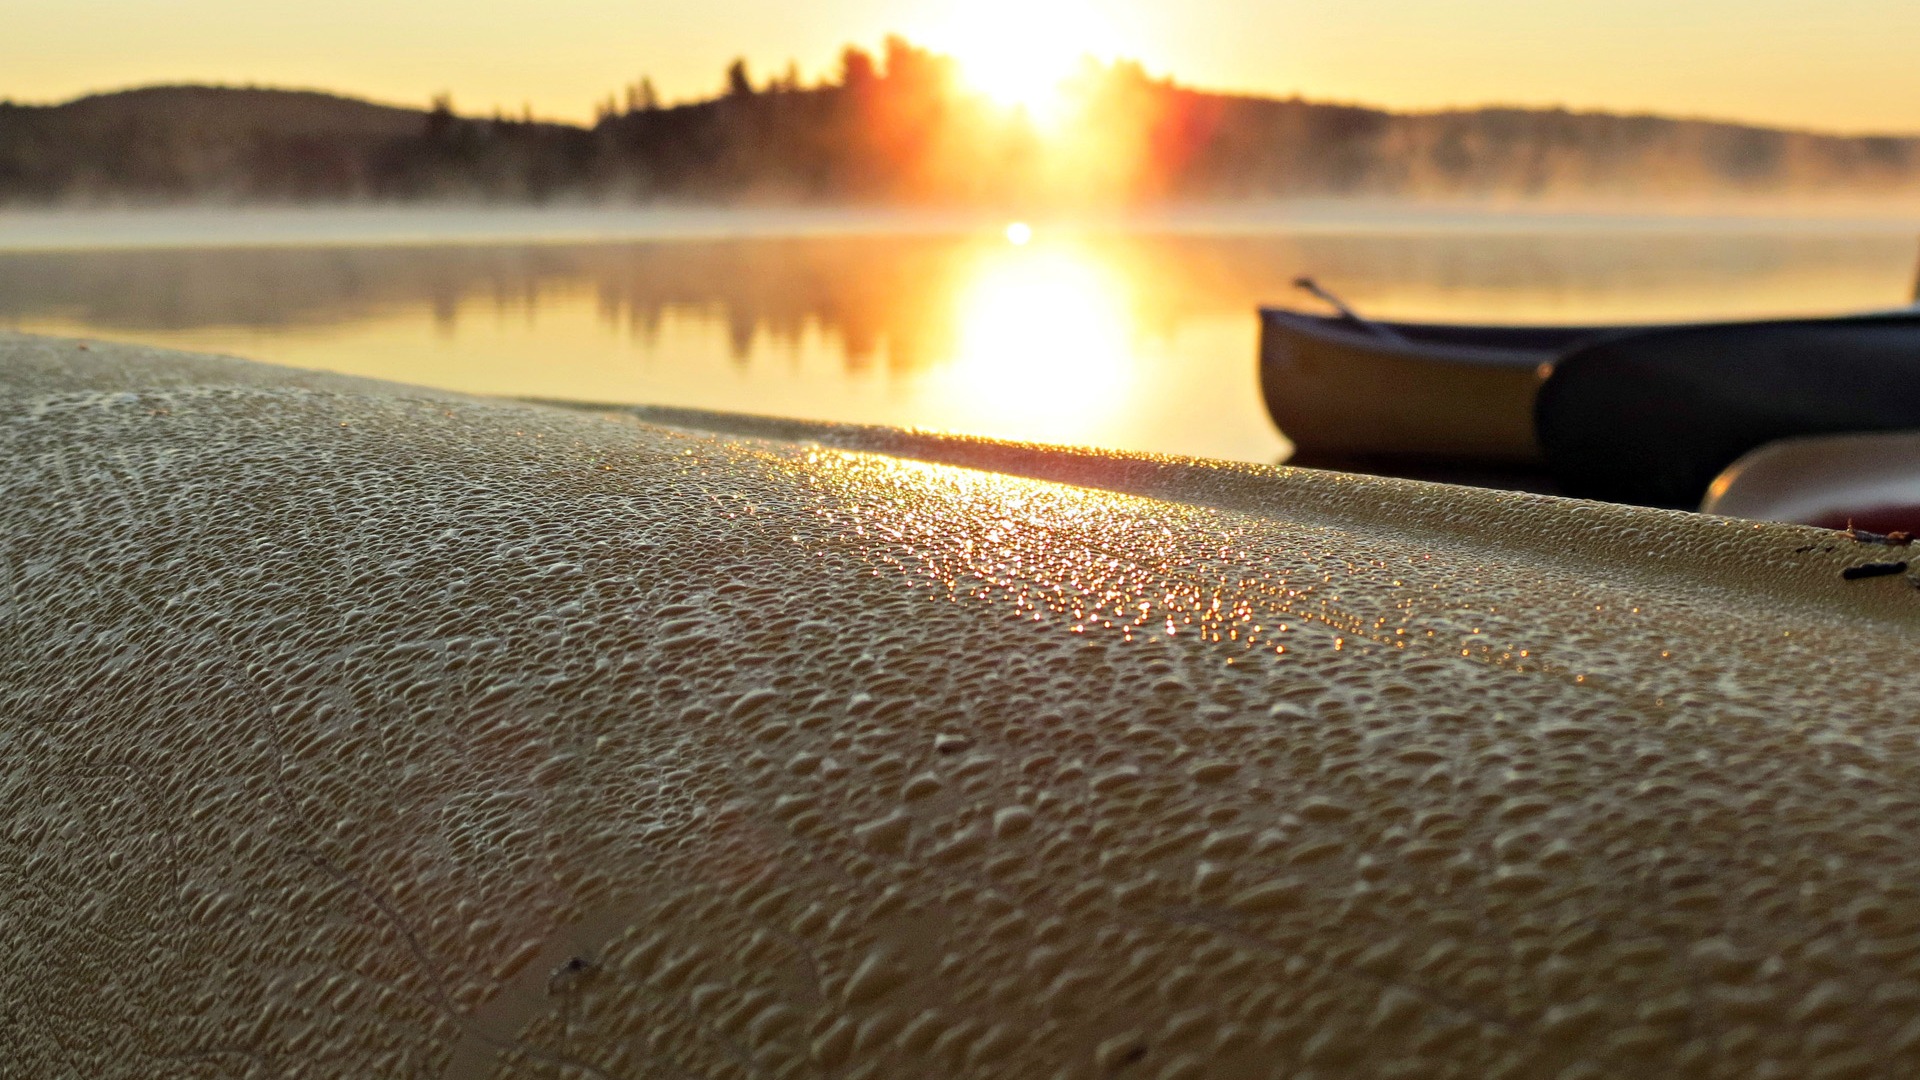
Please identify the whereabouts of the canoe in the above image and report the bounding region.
[1537,312,1920,508]
[1702,430,1920,534]
[1258,306,1644,469]
[11,331,1920,1078]
[1263,303,1920,507]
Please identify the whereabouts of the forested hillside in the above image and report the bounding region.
[5,40,1918,207]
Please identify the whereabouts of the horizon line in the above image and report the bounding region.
[9,53,1920,144]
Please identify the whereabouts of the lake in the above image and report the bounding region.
[3,206,1917,463]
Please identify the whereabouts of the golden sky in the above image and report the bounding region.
[8,0,1920,134]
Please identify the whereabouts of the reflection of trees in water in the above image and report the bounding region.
[0,240,974,371]
[1,231,1912,370]
[0,238,1128,372]
[579,239,976,372]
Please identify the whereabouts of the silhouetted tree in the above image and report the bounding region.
[625,78,660,114]
[841,48,877,92]
[726,60,754,98]
[881,36,952,92]
[426,93,456,140]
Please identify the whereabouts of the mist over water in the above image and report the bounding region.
[3,208,1916,463]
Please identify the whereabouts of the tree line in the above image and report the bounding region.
[4,38,1919,206]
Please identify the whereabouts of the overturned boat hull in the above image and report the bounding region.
[7,332,1920,1077]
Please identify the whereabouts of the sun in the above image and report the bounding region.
[922,0,1117,120]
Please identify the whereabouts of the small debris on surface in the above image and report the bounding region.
[1840,561,1909,581]
[1843,528,1913,547]
[548,955,597,995]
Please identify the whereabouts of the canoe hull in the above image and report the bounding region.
[1539,313,1920,508]
[12,332,1920,1078]
[1703,431,1920,533]
[1258,309,1582,465]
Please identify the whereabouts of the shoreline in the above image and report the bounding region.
[6,200,1920,253]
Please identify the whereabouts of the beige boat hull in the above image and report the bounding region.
[5,332,1920,1078]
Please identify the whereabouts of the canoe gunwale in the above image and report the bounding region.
[1257,307,1638,369]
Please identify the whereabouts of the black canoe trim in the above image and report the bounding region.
[1259,307,1646,367]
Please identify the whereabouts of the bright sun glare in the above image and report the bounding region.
[925,0,1117,121]
[933,242,1133,444]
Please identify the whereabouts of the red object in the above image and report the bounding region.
[1807,505,1920,535]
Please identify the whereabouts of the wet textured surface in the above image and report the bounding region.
[5,330,1920,1079]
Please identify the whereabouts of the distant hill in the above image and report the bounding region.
[1138,91,1920,203]
[0,84,595,202]
[41,86,428,140]
[0,86,442,201]
[4,47,1920,207]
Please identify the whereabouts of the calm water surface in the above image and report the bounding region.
[3,210,1916,463]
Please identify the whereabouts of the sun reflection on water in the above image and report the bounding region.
[930,240,1135,445]
[8,225,1918,464]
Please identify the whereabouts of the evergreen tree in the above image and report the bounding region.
[726,60,754,98]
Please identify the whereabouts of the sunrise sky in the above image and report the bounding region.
[9,0,1920,134]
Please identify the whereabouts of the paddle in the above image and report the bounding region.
[1292,277,1410,345]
